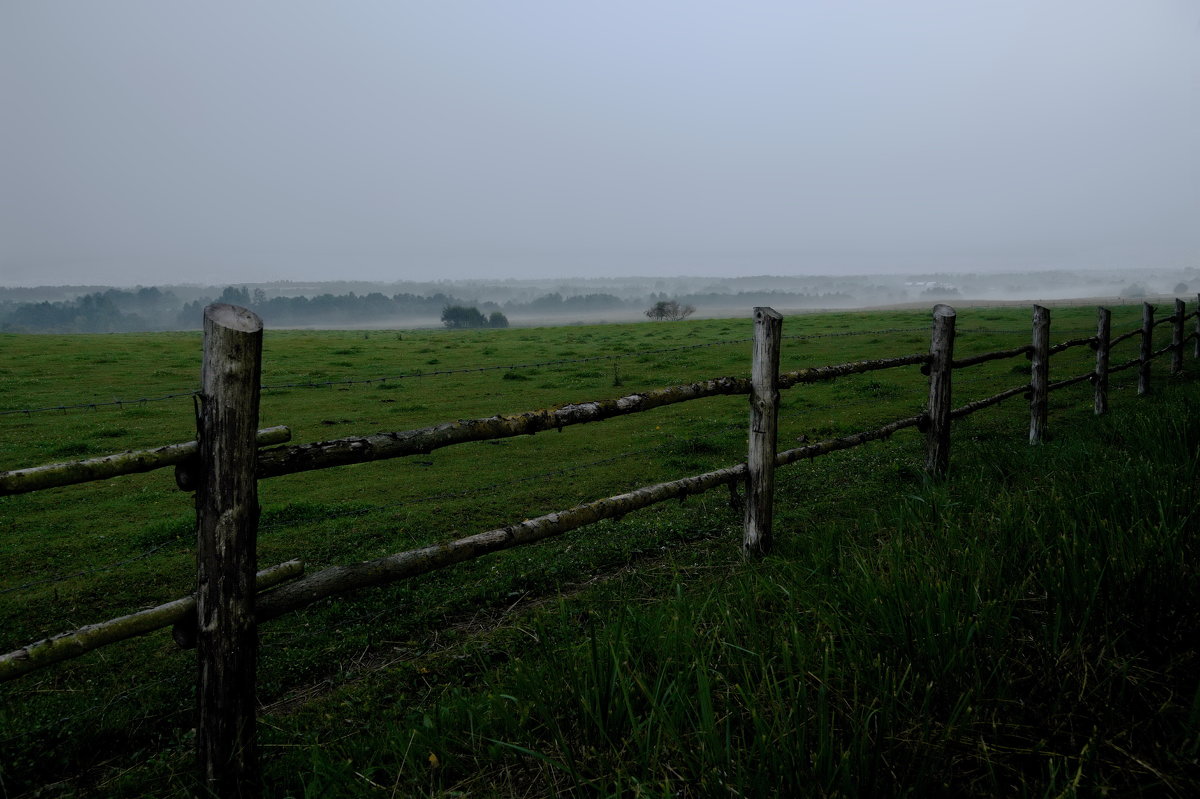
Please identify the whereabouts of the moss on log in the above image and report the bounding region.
[0,560,302,682]
[248,466,749,623]
[949,385,1028,420]
[775,414,924,467]
[179,353,927,487]
[0,426,290,496]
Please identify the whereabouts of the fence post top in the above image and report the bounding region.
[753,306,782,321]
[204,303,262,333]
[932,304,956,319]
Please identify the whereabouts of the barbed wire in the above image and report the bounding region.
[258,337,757,391]
[0,391,198,417]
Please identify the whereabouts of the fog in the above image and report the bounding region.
[2,2,1198,289]
[3,267,1197,333]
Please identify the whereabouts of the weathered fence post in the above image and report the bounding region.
[1094,307,1111,415]
[1172,298,1185,374]
[925,304,956,478]
[1029,305,1050,444]
[1139,302,1154,396]
[1195,294,1199,360]
[743,306,782,558]
[196,304,264,798]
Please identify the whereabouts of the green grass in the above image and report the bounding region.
[1,303,1196,796]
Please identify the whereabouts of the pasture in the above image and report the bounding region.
[2,303,1197,797]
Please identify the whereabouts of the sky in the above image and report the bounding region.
[2,1,1198,287]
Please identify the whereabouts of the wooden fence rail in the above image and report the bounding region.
[0,426,290,496]
[3,299,1197,797]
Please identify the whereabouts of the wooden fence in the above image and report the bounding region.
[2,299,1198,797]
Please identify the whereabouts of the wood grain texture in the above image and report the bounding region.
[1029,305,1050,445]
[744,307,782,557]
[195,303,263,798]
[1094,307,1111,416]
[925,304,956,477]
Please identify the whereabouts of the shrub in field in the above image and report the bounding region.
[645,300,696,321]
[441,305,488,329]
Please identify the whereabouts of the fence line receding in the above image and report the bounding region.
[2,298,1197,798]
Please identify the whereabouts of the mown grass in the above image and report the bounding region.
[1,302,1194,796]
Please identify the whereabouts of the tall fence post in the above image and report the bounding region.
[1139,302,1154,396]
[1195,294,1199,360]
[196,304,264,798]
[1094,307,1111,415]
[1029,305,1050,444]
[743,306,782,558]
[1172,298,1185,375]
[925,304,956,478]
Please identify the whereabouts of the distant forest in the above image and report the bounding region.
[0,283,859,333]
[0,269,1192,333]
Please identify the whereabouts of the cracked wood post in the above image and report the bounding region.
[196,304,263,798]
[1094,307,1111,415]
[1139,302,1154,396]
[924,304,956,478]
[1029,305,1050,445]
[1172,298,1185,374]
[743,306,782,558]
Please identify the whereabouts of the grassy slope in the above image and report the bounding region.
[1,304,1196,796]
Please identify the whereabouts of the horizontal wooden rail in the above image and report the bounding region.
[949,384,1029,419]
[0,560,303,682]
[1047,373,1094,392]
[777,352,929,389]
[0,427,291,497]
[175,353,930,488]
[1101,344,1173,379]
[951,345,1030,370]
[1108,356,1142,375]
[1111,329,1142,348]
[775,413,924,466]
[183,377,754,487]
[1152,314,1177,328]
[242,466,751,624]
[186,413,931,628]
[1049,336,1097,355]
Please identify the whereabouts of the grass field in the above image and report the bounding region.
[1,302,1197,797]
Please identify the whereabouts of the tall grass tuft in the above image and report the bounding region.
[286,380,1200,797]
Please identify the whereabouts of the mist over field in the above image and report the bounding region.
[1,267,1197,333]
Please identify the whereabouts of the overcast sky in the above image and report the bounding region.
[2,1,1198,287]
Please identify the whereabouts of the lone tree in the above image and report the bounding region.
[645,300,696,321]
[441,305,488,329]
[488,311,509,328]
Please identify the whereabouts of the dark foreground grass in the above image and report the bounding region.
[232,379,1200,799]
[1,305,1195,796]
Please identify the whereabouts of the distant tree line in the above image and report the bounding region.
[0,283,880,333]
[0,287,181,333]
